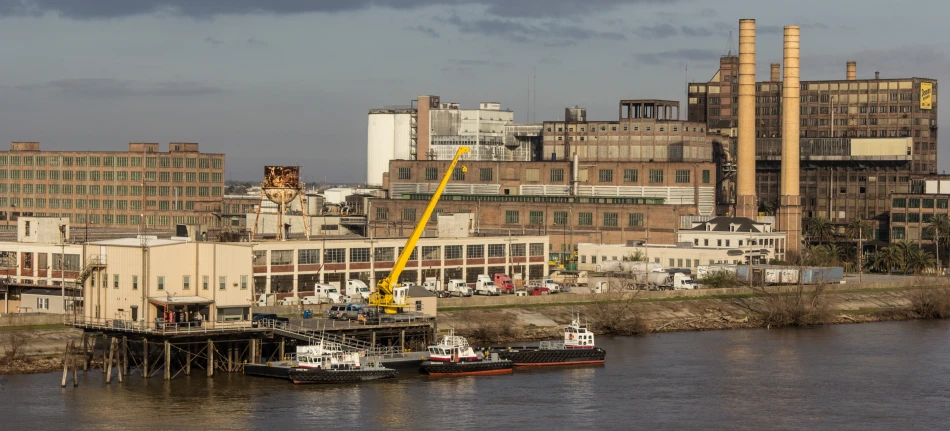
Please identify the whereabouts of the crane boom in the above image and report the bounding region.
[370,146,471,313]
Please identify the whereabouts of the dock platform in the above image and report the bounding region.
[244,351,430,380]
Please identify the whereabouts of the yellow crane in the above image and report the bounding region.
[369,146,471,314]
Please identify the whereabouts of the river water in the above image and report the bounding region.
[2,320,949,430]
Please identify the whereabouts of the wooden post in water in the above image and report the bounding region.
[227,342,233,372]
[142,338,149,378]
[106,337,116,383]
[207,339,214,378]
[61,340,71,388]
[116,339,123,383]
[400,330,405,353]
[164,340,171,380]
[71,340,78,387]
[121,336,128,376]
[82,334,89,371]
[185,344,192,375]
[279,338,285,361]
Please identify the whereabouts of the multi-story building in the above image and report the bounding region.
[0,142,226,231]
[374,158,717,251]
[888,177,950,243]
[688,57,937,239]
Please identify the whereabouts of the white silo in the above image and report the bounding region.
[366,108,414,187]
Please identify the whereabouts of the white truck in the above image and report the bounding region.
[446,279,472,297]
[666,273,699,290]
[345,279,371,302]
[541,278,560,294]
[474,275,501,296]
[254,293,277,307]
[422,277,440,293]
[302,284,344,304]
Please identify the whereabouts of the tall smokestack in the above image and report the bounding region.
[736,19,757,219]
[777,25,802,254]
[770,63,780,82]
[846,61,856,80]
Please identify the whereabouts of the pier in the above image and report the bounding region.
[64,315,434,383]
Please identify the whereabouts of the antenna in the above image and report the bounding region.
[533,67,537,123]
[725,30,735,56]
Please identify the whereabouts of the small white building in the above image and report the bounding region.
[578,217,787,271]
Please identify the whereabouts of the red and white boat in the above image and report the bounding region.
[426,333,479,362]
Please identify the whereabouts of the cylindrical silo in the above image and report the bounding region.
[366,112,397,187]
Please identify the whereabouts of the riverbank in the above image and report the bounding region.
[437,283,946,345]
[0,326,83,375]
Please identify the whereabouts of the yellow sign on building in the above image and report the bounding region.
[920,82,933,110]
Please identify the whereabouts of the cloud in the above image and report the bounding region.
[680,25,717,38]
[246,38,266,45]
[204,36,223,45]
[0,0,679,19]
[803,44,950,79]
[445,14,625,44]
[407,24,440,38]
[16,78,226,98]
[635,48,722,65]
[631,23,677,39]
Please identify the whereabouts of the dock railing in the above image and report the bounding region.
[68,315,256,335]
[257,319,403,357]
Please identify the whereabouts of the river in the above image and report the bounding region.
[2,320,949,430]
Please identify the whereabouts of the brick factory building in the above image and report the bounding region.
[689,56,937,240]
[0,142,225,232]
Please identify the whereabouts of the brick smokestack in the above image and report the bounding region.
[847,61,856,80]
[777,25,802,253]
[770,63,780,82]
[736,19,757,219]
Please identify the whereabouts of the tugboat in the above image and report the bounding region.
[287,342,398,384]
[421,333,513,376]
[491,314,606,366]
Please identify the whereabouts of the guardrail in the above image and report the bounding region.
[68,316,256,335]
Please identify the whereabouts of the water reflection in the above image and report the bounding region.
[3,321,949,430]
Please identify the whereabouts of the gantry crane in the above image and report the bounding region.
[369,146,471,314]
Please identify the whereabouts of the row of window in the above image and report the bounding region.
[0,184,222,197]
[254,243,547,266]
[403,167,710,185]
[503,210,646,227]
[91,273,247,291]
[892,198,949,209]
[0,170,222,183]
[0,155,223,169]
[0,197,208,211]
[544,125,706,133]
[0,212,204,226]
[690,238,776,247]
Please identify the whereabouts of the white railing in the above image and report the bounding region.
[68,316,254,335]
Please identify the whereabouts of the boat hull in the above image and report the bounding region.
[493,347,606,366]
[288,367,398,384]
[421,360,513,376]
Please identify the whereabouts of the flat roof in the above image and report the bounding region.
[90,238,189,247]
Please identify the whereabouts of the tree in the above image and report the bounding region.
[757,198,777,216]
[806,216,835,245]
[624,250,646,262]
[926,214,950,272]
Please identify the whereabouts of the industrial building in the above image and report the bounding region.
[0,141,227,232]
[888,177,950,243]
[688,43,938,240]
[366,96,533,186]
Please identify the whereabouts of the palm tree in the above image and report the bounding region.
[806,216,835,245]
[873,246,904,275]
[926,214,950,273]
[758,199,777,216]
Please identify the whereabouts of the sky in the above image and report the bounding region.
[0,0,947,183]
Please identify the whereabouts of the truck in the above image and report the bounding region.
[525,282,550,296]
[541,278,560,294]
[422,277,440,293]
[254,293,277,307]
[345,279,371,302]
[446,279,472,297]
[667,273,699,290]
[474,275,501,296]
[302,283,344,304]
[493,273,515,294]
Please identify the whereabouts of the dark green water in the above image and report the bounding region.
[2,320,949,430]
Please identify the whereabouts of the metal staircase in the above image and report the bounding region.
[260,319,397,355]
[76,255,107,286]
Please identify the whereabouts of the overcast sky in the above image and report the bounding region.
[0,0,946,183]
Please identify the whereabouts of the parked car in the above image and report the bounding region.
[251,313,290,328]
[326,305,347,319]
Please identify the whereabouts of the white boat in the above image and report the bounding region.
[426,332,479,362]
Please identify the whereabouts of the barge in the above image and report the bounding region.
[491,316,606,366]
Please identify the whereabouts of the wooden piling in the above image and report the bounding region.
[106,337,116,383]
[82,334,89,371]
[185,345,192,376]
[227,342,233,372]
[207,339,214,378]
[121,336,128,376]
[164,340,171,380]
[71,340,78,387]
[142,338,149,377]
[101,334,108,374]
[400,330,405,353]
[279,338,285,361]
[61,340,71,388]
